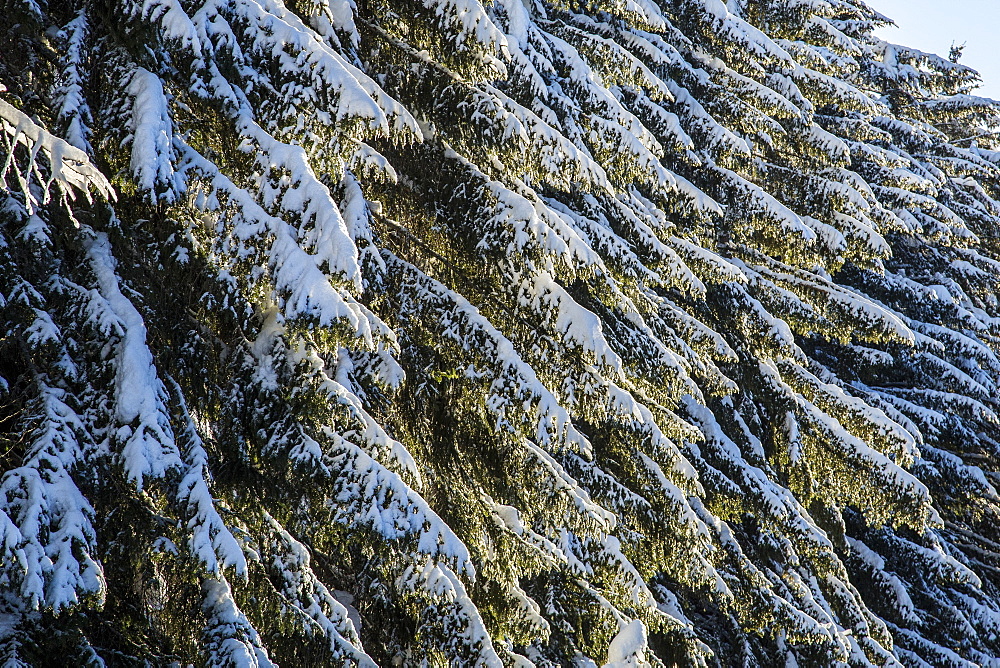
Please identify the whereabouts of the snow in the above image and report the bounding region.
[0,383,104,613]
[333,590,363,634]
[84,231,184,490]
[0,98,113,213]
[139,0,203,51]
[126,68,181,202]
[423,0,508,56]
[177,128,395,343]
[202,576,276,668]
[715,165,818,242]
[396,558,504,667]
[847,537,918,624]
[173,383,248,578]
[53,10,93,154]
[518,271,624,373]
[261,513,375,664]
[237,113,363,287]
[603,620,649,668]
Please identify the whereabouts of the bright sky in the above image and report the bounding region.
[866,0,1000,99]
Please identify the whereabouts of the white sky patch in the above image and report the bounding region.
[867,0,1000,99]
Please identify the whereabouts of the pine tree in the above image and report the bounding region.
[3,0,1000,666]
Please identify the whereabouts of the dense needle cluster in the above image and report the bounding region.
[2,0,1000,665]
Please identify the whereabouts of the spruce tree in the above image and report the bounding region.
[3,0,1000,666]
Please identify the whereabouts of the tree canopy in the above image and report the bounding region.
[3,0,1000,665]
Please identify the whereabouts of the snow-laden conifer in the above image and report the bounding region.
[4,0,1000,664]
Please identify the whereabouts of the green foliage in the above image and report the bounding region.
[4,0,1000,665]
